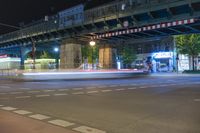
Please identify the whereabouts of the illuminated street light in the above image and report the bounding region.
[89,41,96,69]
[89,41,96,47]
[54,47,59,52]
[54,47,59,69]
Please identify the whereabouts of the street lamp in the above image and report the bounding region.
[89,41,96,69]
[90,41,96,47]
[54,47,59,69]
[54,47,59,52]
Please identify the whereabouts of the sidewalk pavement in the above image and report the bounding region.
[0,110,77,133]
[150,72,200,77]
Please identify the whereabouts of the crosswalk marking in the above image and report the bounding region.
[86,87,96,89]
[36,95,50,97]
[73,126,106,133]
[72,88,83,90]
[72,92,84,95]
[101,90,112,93]
[43,90,56,92]
[14,110,32,115]
[28,91,40,93]
[87,91,99,94]
[20,88,31,90]
[29,114,50,120]
[128,87,137,90]
[194,99,200,102]
[10,92,24,95]
[98,86,107,88]
[58,89,69,91]
[139,86,148,89]
[0,86,11,89]
[48,119,74,127]
[54,93,68,96]
[1,106,17,111]
[115,88,125,91]
[16,96,31,99]
[109,85,118,87]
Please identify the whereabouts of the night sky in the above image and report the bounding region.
[0,0,115,34]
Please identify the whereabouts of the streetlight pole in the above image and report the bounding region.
[54,47,59,69]
[90,41,96,69]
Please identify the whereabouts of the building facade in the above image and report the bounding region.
[130,36,199,72]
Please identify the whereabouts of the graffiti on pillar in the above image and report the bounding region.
[74,55,81,68]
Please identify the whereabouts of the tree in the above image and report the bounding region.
[175,34,200,70]
[40,51,52,59]
[120,45,137,68]
[81,45,98,64]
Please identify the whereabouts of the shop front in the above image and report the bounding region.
[152,52,174,72]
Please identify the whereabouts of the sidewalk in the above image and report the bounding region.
[150,72,200,77]
[0,110,77,133]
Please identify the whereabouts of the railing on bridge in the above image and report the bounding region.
[84,0,184,22]
[0,0,188,44]
[0,19,58,43]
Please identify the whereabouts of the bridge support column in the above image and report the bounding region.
[60,40,82,69]
[20,47,26,70]
[99,44,114,69]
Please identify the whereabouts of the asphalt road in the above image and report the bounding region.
[0,75,200,133]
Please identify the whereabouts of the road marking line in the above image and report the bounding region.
[0,93,7,95]
[73,126,106,133]
[115,88,125,91]
[54,93,68,96]
[72,92,84,95]
[43,90,56,92]
[20,88,31,90]
[109,85,118,87]
[194,99,200,102]
[28,91,40,93]
[0,105,4,107]
[58,89,69,91]
[72,88,83,90]
[86,87,96,89]
[139,86,148,89]
[14,110,32,115]
[0,86,11,89]
[1,107,17,111]
[29,114,50,120]
[98,86,107,88]
[36,95,50,97]
[159,85,168,87]
[87,91,99,94]
[48,119,75,127]
[101,90,112,93]
[16,96,31,99]
[128,87,137,90]
[10,92,24,95]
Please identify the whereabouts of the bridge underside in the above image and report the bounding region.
[1,0,200,48]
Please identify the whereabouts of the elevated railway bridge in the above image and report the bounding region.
[0,0,200,69]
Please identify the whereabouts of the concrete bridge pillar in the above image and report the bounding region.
[99,44,114,69]
[20,47,26,70]
[60,39,82,69]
